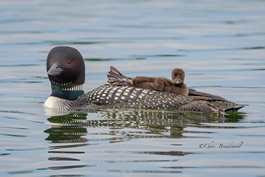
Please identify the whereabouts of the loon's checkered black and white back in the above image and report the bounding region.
[82,84,191,110]
[75,84,241,114]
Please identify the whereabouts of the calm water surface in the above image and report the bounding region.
[0,0,265,176]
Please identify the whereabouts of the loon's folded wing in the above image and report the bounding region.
[189,88,226,101]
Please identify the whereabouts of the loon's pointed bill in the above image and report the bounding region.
[47,63,63,76]
[44,46,245,115]
[172,78,182,85]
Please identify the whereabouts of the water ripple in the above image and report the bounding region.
[0,110,36,116]
[137,151,193,156]
[48,151,85,154]
[163,165,265,169]
[84,57,145,62]
[109,169,181,174]
[0,133,26,137]
[48,164,90,170]
[48,157,80,161]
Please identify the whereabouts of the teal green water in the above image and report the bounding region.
[0,0,265,176]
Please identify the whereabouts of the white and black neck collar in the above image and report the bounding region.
[50,82,84,100]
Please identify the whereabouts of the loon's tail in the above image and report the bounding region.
[107,66,133,86]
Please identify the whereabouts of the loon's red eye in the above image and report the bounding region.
[66,59,72,64]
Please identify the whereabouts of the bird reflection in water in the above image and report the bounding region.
[45,112,88,144]
[45,109,243,143]
[44,109,244,173]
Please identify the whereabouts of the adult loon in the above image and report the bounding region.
[44,46,244,114]
[108,66,189,96]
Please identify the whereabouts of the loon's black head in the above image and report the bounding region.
[47,46,85,86]
[171,68,185,85]
[47,46,85,100]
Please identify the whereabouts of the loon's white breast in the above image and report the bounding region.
[44,96,72,110]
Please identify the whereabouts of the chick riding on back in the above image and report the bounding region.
[108,66,188,96]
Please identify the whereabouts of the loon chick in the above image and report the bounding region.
[107,66,227,101]
[44,46,244,114]
[108,66,188,96]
